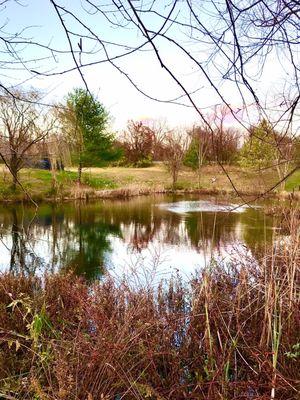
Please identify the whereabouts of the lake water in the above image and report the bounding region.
[0,195,276,281]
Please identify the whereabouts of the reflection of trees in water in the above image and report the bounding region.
[185,212,239,252]
[96,200,185,252]
[97,200,244,252]
[60,205,122,280]
[9,209,44,275]
[0,205,122,279]
[104,201,274,258]
[121,215,182,252]
[239,208,274,259]
[0,198,275,277]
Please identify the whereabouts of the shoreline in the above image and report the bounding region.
[1,185,299,204]
[0,164,299,204]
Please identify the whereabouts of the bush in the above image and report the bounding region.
[132,157,153,168]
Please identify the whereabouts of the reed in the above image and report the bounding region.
[0,215,299,399]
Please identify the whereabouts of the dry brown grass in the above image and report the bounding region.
[72,164,277,193]
[0,163,286,202]
[0,214,299,399]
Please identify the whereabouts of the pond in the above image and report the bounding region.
[0,195,276,281]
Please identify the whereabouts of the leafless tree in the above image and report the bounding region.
[142,118,170,161]
[164,131,188,190]
[0,90,55,190]
[186,125,211,188]
[209,106,240,164]
[121,120,155,165]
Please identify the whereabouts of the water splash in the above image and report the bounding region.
[159,200,249,214]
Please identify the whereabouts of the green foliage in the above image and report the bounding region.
[184,137,204,169]
[0,168,117,201]
[60,88,121,170]
[132,156,153,168]
[114,156,153,168]
[239,119,276,169]
[286,343,300,360]
[0,184,18,197]
[28,304,53,344]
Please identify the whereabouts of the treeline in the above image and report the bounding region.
[0,88,299,192]
[117,118,299,190]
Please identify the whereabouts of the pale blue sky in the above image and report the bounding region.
[0,0,295,131]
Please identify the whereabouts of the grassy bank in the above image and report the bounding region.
[285,169,300,192]
[0,164,299,202]
[0,168,117,202]
[0,220,299,399]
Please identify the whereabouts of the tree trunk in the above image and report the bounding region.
[276,160,287,192]
[198,150,202,189]
[9,153,19,191]
[11,170,18,192]
[172,168,177,191]
[78,161,82,184]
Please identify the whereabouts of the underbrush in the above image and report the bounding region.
[114,157,154,168]
[0,222,299,399]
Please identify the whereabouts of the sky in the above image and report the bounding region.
[0,0,297,132]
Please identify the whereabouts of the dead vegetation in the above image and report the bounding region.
[0,213,299,399]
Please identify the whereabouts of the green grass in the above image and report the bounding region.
[27,169,78,183]
[29,169,116,189]
[82,174,117,189]
[285,169,300,191]
[0,168,117,200]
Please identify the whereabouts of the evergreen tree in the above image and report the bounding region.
[239,119,276,170]
[59,88,120,182]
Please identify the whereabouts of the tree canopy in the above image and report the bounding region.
[239,120,281,169]
[59,88,121,181]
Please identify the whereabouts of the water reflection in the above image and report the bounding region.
[60,206,121,279]
[0,196,275,279]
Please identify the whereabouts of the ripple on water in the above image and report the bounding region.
[158,200,250,214]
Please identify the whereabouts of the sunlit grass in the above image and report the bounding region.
[285,169,300,191]
[0,163,286,201]
[0,167,117,200]
[82,174,117,189]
